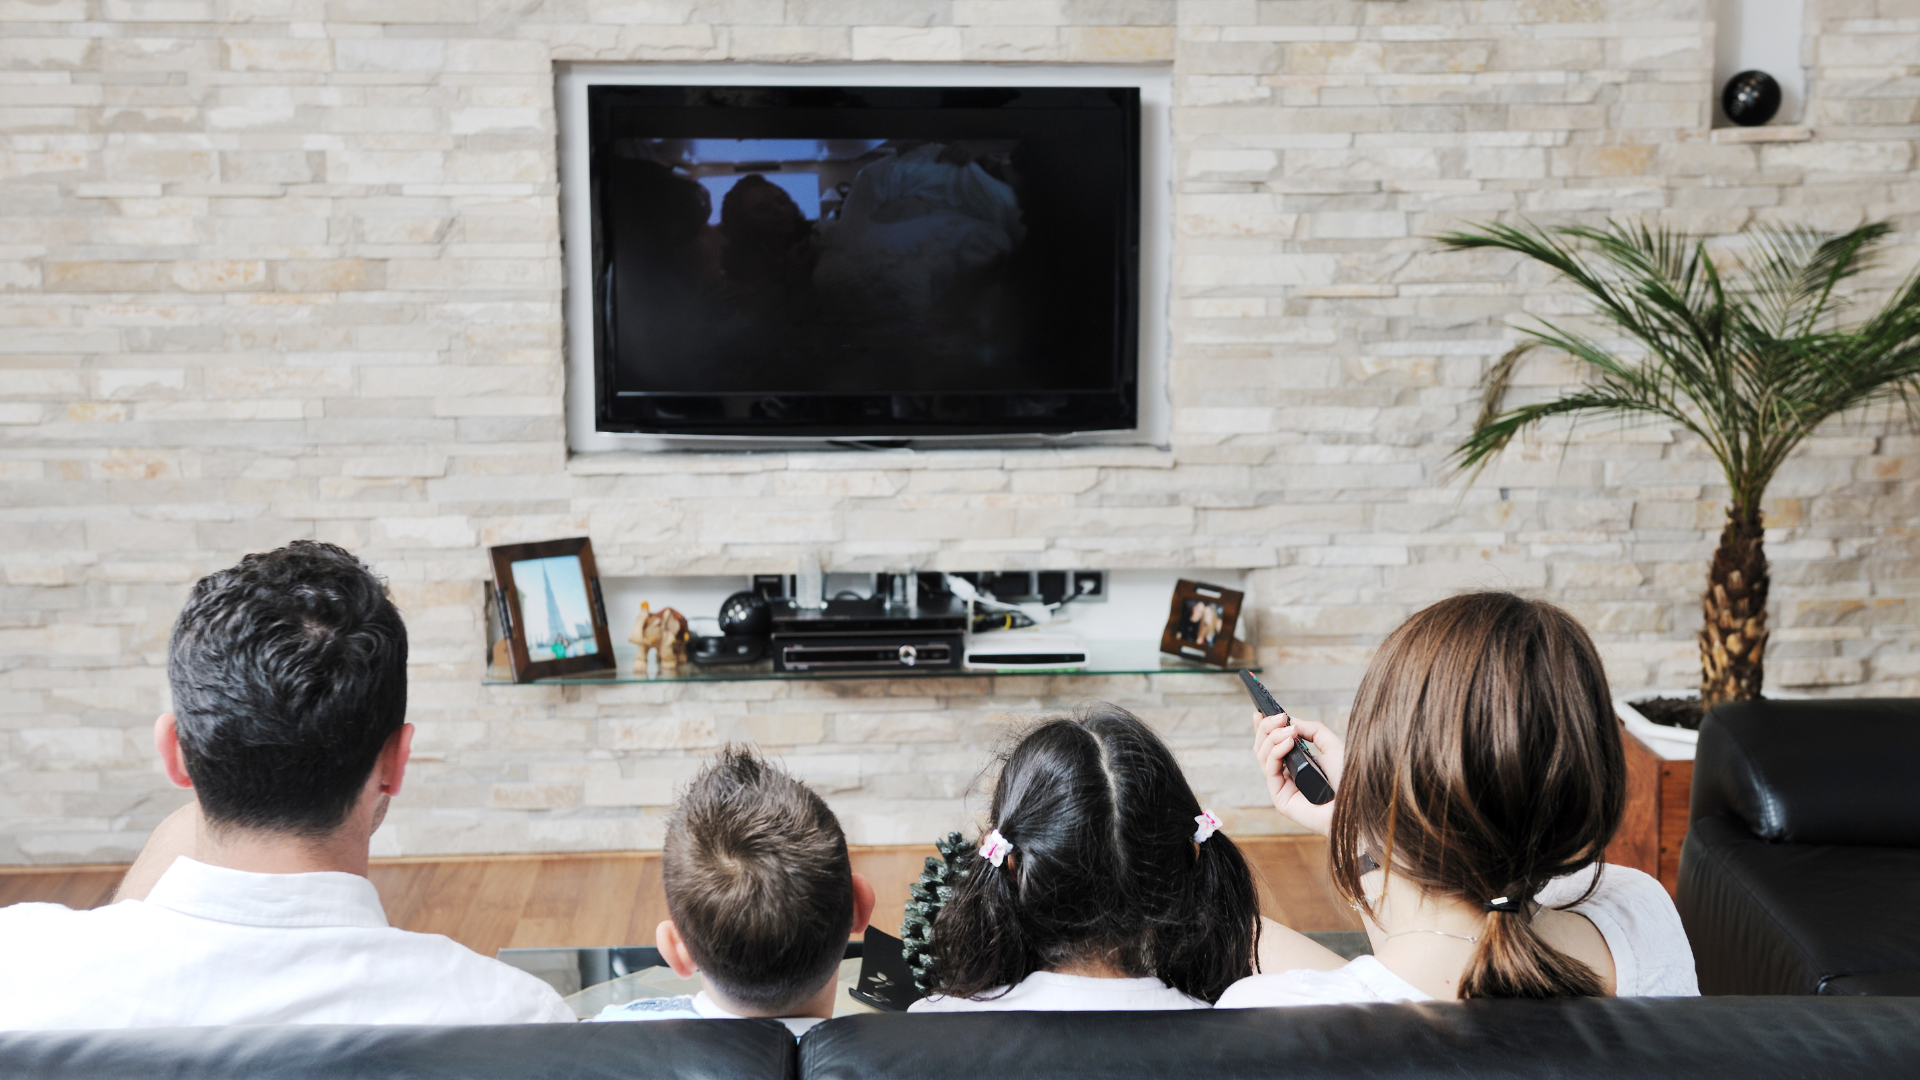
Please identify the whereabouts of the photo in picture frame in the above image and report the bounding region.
[489,537,616,683]
[1159,579,1244,667]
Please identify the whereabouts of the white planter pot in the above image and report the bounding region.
[1614,688,1809,762]
[1615,692,1700,761]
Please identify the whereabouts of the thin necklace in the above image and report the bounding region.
[1383,928,1478,944]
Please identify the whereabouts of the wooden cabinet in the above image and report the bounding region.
[1604,724,1693,899]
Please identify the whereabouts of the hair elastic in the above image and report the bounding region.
[979,828,1013,868]
[1192,809,1222,844]
[1482,896,1525,914]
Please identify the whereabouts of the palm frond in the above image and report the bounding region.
[1449,389,1698,475]
[1740,222,1891,339]
[1444,217,1920,511]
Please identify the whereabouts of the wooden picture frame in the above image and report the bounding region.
[489,537,616,683]
[1159,579,1244,667]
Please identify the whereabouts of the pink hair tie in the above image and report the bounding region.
[979,829,1014,868]
[1193,809,1222,844]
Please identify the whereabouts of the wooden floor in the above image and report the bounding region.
[0,837,1356,959]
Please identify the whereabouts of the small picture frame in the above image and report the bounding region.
[1159,579,1245,667]
[489,537,616,683]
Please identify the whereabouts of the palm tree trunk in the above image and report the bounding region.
[1699,505,1769,710]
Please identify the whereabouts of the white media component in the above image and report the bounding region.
[963,631,1092,672]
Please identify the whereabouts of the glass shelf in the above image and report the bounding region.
[484,641,1254,685]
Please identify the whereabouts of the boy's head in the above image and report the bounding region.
[659,747,870,1014]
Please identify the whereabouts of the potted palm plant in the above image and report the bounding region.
[1442,220,1920,725]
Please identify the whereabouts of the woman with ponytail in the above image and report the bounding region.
[913,704,1262,1011]
[1219,592,1697,1007]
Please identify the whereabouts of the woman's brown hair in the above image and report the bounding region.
[1329,592,1625,998]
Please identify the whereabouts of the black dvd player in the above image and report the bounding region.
[770,597,968,673]
[769,595,967,633]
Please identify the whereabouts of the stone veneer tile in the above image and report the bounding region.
[0,0,1916,863]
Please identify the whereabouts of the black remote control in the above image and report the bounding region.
[1240,670,1336,805]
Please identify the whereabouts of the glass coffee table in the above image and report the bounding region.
[498,944,880,1021]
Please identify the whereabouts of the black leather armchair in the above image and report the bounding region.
[1679,697,1920,995]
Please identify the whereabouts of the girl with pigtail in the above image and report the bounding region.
[1219,592,1698,1007]
[913,705,1264,1011]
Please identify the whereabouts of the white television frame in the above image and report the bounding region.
[555,62,1173,454]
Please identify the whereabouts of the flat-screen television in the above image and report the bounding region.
[586,85,1141,440]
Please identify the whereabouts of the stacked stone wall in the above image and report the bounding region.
[2,0,1916,862]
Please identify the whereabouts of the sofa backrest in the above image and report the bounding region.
[7,1000,1920,1078]
[799,998,1920,1080]
[1690,698,1920,846]
[0,1018,797,1080]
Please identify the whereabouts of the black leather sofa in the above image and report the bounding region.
[1680,697,1920,995]
[6,997,1920,1079]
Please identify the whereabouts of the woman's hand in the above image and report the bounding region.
[1253,712,1345,837]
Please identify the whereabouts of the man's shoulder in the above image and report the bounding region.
[0,899,141,934]
[0,900,106,952]
[348,924,573,1022]
[0,901,83,921]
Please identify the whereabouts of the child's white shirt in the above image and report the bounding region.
[1217,864,1699,1008]
[910,971,1210,1012]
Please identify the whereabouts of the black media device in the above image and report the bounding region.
[770,595,967,673]
[1239,670,1335,806]
[689,634,765,665]
[586,85,1142,439]
[850,926,921,1012]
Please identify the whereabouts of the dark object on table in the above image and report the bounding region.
[1680,697,1920,995]
[1722,70,1781,126]
[1159,579,1244,667]
[774,633,963,673]
[1633,695,1704,730]
[718,590,772,636]
[851,926,921,1013]
[487,537,617,683]
[690,634,766,666]
[901,832,976,996]
[770,596,967,673]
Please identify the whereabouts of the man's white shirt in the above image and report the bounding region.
[0,857,576,1029]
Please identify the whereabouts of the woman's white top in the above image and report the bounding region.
[911,971,1210,1012]
[1216,864,1698,1008]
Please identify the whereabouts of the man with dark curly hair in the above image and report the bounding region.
[0,542,575,1029]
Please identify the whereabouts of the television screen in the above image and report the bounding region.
[587,86,1140,438]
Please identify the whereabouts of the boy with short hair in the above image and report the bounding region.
[594,746,874,1035]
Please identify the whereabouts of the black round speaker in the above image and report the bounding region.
[717,590,771,636]
[1722,70,1781,127]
